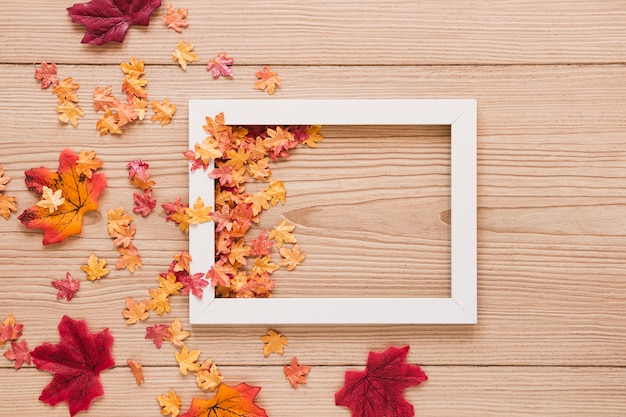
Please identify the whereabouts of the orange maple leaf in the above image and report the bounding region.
[167,318,191,347]
[279,243,306,271]
[92,86,119,112]
[260,329,288,356]
[18,148,107,245]
[52,77,79,103]
[35,62,59,89]
[121,297,150,324]
[127,359,145,386]
[157,390,182,417]
[96,110,122,135]
[269,220,297,248]
[116,244,143,272]
[163,4,189,32]
[120,57,145,79]
[0,165,12,191]
[172,40,199,71]
[0,194,18,221]
[150,98,177,126]
[179,383,267,417]
[254,66,281,95]
[75,150,104,179]
[56,100,84,128]
[284,356,311,388]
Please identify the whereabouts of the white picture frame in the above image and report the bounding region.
[188,99,477,324]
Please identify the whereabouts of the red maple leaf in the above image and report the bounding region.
[18,148,107,245]
[206,52,234,79]
[335,346,428,417]
[30,315,115,417]
[180,272,209,299]
[133,189,157,217]
[145,323,170,349]
[249,230,274,256]
[52,272,80,301]
[4,340,32,370]
[67,0,162,45]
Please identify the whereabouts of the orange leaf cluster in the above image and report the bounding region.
[182,114,323,298]
[0,165,17,220]
[53,77,84,128]
[1,314,31,370]
[94,57,147,135]
[107,207,142,273]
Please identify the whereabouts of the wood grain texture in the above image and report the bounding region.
[1,1,625,415]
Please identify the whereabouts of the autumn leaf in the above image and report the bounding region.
[254,66,281,95]
[157,390,182,417]
[248,230,274,257]
[0,314,23,346]
[163,4,189,32]
[127,359,145,386]
[81,254,110,281]
[185,196,212,225]
[148,288,171,316]
[75,150,104,179]
[146,323,171,349]
[180,272,209,299]
[251,255,279,275]
[116,243,143,272]
[120,56,146,79]
[179,383,267,417]
[36,186,65,213]
[174,251,192,273]
[52,78,79,103]
[67,0,162,45]
[0,164,11,191]
[93,85,119,112]
[158,273,184,296]
[284,357,311,388]
[279,243,306,271]
[195,359,222,391]
[127,159,150,181]
[167,318,191,347]
[151,98,177,126]
[4,340,32,370]
[30,315,115,417]
[56,101,84,128]
[122,297,150,324]
[303,125,324,147]
[172,40,199,70]
[35,62,59,89]
[96,110,122,135]
[107,206,134,236]
[52,272,80,301]
[122,75,148,99]
[335,345,428,417]
[269,220,297,248]
[175,345,201,375]
[18,148,107,245]
[134,190,157,217]
[0,194,18,220]
[206,52,234,79]
[260,329,288,356]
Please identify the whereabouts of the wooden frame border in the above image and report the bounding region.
[188,99,477,324]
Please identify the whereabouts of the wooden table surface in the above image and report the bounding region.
[1,1,625,415]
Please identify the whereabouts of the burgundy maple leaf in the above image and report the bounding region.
[335,345,428,417]
[145,323,170,349]
[52,272,80,301]
[30,316,115,416]
[67,0,162,45]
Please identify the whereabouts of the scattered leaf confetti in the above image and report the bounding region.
[4,340,32,370]
[52,272,80,301]
[51,77,83,128]
[67,0,163,45]
[167,317,190,347]
[127,359,145,386]
[35,62,59,89]
[284,356,311,388]
[133,189,157,217]
[75,150,104,179]
[335,345,428,417]
[206,52,234,79]
[163,4,189,32]
[254,66,281,95]
[151,98,177,126]
[261,329,288,356]
[30,315,115,417]
[172,40,199,71]
[18,148,107,245]
[270,220,297,248]
[122,297,150,324]
[81,254,110,281]
[157,390,182,417]
[175,345,201,375]
[0,165,11,191]
[279,243,307,271]
[195,359,222,391]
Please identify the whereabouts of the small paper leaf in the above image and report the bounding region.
[172,40,199,71]
[80,254,110,281]
[163,4,189,32]
[35,62,59,89]
[127,359,145,386]
[254,66,280,95]
[260,329,288,356]
[284,356,311,388]
[52,272,80,301]
[4,340,32,370]
[206,52,234,79]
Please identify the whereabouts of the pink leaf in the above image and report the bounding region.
[52,272,80,301]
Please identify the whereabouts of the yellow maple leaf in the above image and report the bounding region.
[107,207,135,236]
[168,318,191,347]
[36,186,65,213]
[254,66,281,95]
[279,243,307,271]
[304,125,324,147]
[195,359,222,391]
[75,150,103,179]
[80,254,110,281]
[52,77,79,103]
[224,148,251,170]
[0,194,17,220]
[175,345,201,375]
[150,99,177,126]
[96,110,122,135]
[173,251,192,273]
[120,57,145,79]
[56,100,84,128]
[252,255,280,275]
[228,238,251,266]
[121,297,150,324]
[132,96,148,120]
[172,40,199,71]
[158,273,184,296]
[148,287,172,316]
[261,329,288,356]
[170,207,191,233]
[122,75,148,99]
[265,178,286,206]
[269,220,297,248]
[185,196,212,225]
[194,137,223,164]
[157,390,182,417]
[245,192,271,216]
[93,85,119,112]
[0,165,11,191]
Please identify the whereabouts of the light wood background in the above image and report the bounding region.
[1,1,625,415]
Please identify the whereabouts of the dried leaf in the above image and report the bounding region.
[52,78,79,103]
[56,101,84,128]
[67,0,162,45]
[93,85,119,112]
[175,345,201,375]
[75,150,104,179]
[30,316,115,417]
[303,125,324,147]
[146,323,171,349]
[260,329,288,356]
[195,359,222,391]
[127,359,145,386]
[158,273,184,296]
[35,62,59,89]
[172,40,199,71]
[163,4,189,32]
[4,340,32,370]
[206,52,234,79]
[0,314,23,346]
[279,243,306,271]
[254,66,280,95]
[120,56,146,79]
[96,110,122,135]
[80,254,110,281]
[157,390,182,417]
[133,189,157,217]
[335,346,428,417]
[122,297,150,324]
[185,196,212,225]
[116,244,143,272]
[151,98,177,126]
[148,288,171,316]
[179,383,267,417]
[284,357,311,388]
[269,220,297,248]
[249,230,274,257]
[180,272,209,299]
[167,318,190,347]
[0,165,11,191]
[0,194,18,220]
[36,186,65,213]
[107,207,135,236]
[52,272,80,301]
